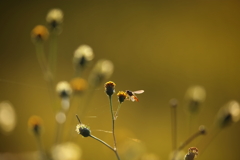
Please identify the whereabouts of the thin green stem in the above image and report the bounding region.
[78,86,95,116]
[35,43,49,76]
[114,103,122,120]
[171,104,177,151]
[76,114,82,124]
[36,42,57,112]
[54,98,70,144]
[54,112,65,145]
[35,135,48,160]
[109,95,117,148]
[48,33,58,79]
[170,99,178,160]
[90,134,115,152]
[197,127,220,158]
[108,95,120,160]
[178,131,202,151]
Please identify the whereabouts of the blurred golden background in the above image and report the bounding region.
[0,0,240,160]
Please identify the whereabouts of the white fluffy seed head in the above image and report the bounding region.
[229,101,240,122]
[56,81,72,98]
[73,45,94,68]
[0,101,16,134]
[46,8,63,31]
[185,85,206,103]
[185,85,206,114]
[215,100,240,128]
[88,59,114,87]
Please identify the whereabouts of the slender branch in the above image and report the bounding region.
[108,95,120,160]
[171,103,177,151]
[114,104,122,120]
[109,96,117,148]
[48,33,58,79]
[35,135,48,160]
[170,99,178,160]
[76,114,82,124]
[90,135,115,152]
[197,127,220,157]
[178,131,202,151]
[35,43,48,75]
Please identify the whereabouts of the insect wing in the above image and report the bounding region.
[132,90,144,94]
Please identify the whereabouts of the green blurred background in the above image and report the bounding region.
[0,0,240,159]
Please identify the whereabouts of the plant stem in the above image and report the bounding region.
[54,112,65,145]
[171,103,177,151]
[197,127,220,158]
[170,99,177,160]
[170,99,178,160]
[114,103,122,120]
[35,39,57,110]
[76,114,82,124]
[35,135,48,160]
[48,33,58,79]
[35,43,48,75]
[54,98,70,144]
[178,130,202,151]
[108,95,120,160]
[90,134,115,152]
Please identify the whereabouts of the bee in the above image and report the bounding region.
[125,90,144,102]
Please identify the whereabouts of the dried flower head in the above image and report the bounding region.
[169,98,178,108]
[46,8,63,31]
[185,86,206,114]
[215,100,240,128]
[198,125,206,135]
[76,124,91,137]
[28,115,43,135]
[88,59,114,87]
[70,78,88,93]
[73,45,94,69]
[117,91,127,103]
[184,147,198,160]
[104,81,116,96]
[56,81,72,98]
[31,25,49,42]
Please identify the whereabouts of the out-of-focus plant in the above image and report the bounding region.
[170,86,239,160]
[29,8,118,160]
[0,7,239,160]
